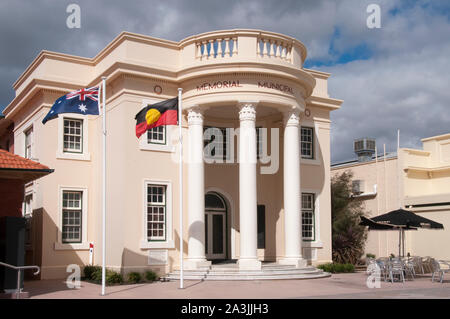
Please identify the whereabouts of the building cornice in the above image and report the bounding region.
[421,133,450,142]
[306,95,343,111]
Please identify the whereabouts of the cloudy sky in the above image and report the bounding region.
[1,0,449,162]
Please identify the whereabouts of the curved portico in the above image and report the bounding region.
[179,30,316,270]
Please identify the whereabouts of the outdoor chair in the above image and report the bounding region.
[375,259,389,282]
[388,259,405,283]
[431,259,450,283]
[411,257,425,274]
[422,256,433,273]
[403,259,415,279]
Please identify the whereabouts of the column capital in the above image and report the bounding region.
[238,102,257,121]
[283,109,301,127]
[187,107,203,126]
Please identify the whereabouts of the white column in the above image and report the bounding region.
[185,108,211,270]
[237,102,261,270]
[279,109,306,268]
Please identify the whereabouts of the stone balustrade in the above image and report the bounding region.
[195,37,238,59]
[257,36,293,62]
[180,29,306,68]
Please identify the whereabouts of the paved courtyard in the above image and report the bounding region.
[23,272,450,299]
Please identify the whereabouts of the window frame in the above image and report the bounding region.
[54,186,89,250]
[61,190,83,244]
[140,179,174,249]
[300,126,314,160]
[256,126,264,160]
[146,184,167,242]
[23,193,33,217]
[147,125,167,145]
[63,118,83,154]
[301,192,315,242]
[56,114,90,161]
[24,127,33,159]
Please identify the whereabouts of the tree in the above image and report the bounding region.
[331,171,368,265]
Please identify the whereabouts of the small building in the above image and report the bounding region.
[0,149,53,283]
[331,134,450,260]
[3,29,342,279]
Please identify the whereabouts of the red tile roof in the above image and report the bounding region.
[0,149,51,170]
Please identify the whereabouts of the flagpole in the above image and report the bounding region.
[101,76,107,296]
[178,88,184,289]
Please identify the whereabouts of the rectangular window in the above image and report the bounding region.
[147,185,166,241]
[203,126,228,160]
[257,205,266,249]
[62,191,82,243]
[302,193,315,241]
[63,119,83,153]
[301,127,314,159]
[24,128,32,159]
[256,127,263,160]
[147,126,166,145]
[24,194,33,217]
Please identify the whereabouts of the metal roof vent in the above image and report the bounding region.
[354,138,376,162]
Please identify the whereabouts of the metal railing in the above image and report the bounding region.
[0,261,40,299]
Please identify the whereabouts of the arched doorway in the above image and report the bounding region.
[205,192,227,260]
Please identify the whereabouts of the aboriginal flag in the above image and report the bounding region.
[135,97,178,138]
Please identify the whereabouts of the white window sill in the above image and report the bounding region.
[139,144,175,153]
[56,151,91,161]
[301,158,321,166]
[54,242,90,251]
[302,241,323,248]
[139,240,174,249]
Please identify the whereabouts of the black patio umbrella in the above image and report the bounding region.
[360,209,444,257]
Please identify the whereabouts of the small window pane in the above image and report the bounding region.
[301,127,314,159]
[301,193,315,241]
[147,184,166,241]
[63,119,83,153]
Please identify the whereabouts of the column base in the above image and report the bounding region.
[279,257,307,269]
[238,258,262,270]
[183,258,211,270]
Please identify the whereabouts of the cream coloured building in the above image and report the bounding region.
[331,134,450,261]
[3,30,342,279]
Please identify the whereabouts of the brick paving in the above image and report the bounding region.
[23,272,450,299]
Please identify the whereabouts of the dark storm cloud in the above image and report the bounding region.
[1,0,449,163]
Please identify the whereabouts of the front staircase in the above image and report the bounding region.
[164,261,330,281]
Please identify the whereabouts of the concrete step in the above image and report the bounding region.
[166,272,330,281]
[164,266,330,281]
[170,269,321,276]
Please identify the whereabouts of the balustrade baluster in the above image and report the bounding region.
[202,41,208,59]
[224,38,230,57]
[217,38,223,57]
[263,39,268,57]
[232,38,238,56]
[256,39,261,57]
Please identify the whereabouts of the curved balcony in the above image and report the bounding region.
[179,29,307,72]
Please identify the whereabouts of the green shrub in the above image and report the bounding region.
[145,270,159,282]
[128,272,142,284]
[89,268,123,285]
[317,263,355,273]
[106,270,123,285]
[83,265,101,280]
[366,253,376,259]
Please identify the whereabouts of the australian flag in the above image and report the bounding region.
[42,86,100,124]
